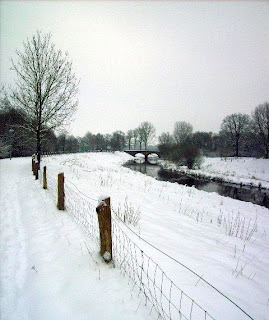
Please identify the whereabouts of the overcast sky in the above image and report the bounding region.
[1,1,269,138]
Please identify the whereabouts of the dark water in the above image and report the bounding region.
[124,159,269,209]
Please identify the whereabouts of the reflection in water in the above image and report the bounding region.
[130,158,159,175]
[124,160,269,208]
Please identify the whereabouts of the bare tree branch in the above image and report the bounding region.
[11,31,79,162]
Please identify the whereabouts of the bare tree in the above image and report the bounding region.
[138,121,156,150]
[173,121,193,144]
[132,128,139,149]
[104,134,111,151]
[83,132,96,151]
[158,132,175,159]
[137,127,144,150]
[11,31,79,163]
[158,132,174,145]
[126,129,133,150]
[252,102,269,158]
[220,113,250,157]
[110,131,126,151]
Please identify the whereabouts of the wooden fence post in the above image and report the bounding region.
[33,155,39,180]
[57,173,65,210]
[43,166,47,189]
[96,197,112,262]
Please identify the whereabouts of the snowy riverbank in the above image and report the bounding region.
[159,157,269,190]
[1,152,269,319]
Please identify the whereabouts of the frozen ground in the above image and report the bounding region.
[0,157,153,320]
[159,157,269,189]
[1,152,269,320]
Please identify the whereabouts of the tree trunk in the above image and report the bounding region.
[265,144,269,159]
[235,136,239,157]
[36,130,41,166]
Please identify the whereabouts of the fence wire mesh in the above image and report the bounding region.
[46,171,58,205]
[40,163,252,320]
[64,180,99,246]
[112,218,215,320]
[38,166,43,186]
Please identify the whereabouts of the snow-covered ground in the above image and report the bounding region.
[159,157,269,189]
[1,152,269,320]
[0,156,153,320]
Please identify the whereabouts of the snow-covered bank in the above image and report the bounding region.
[159,157,269,189]
[36,152,269,320]
[0,157,152,320]
[1,153,269,320]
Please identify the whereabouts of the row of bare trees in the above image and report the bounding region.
[219,105,269,158]
[1,30,268,161]
[1,30,158,159]
[59,121,156,153]
[158,103,269,164]
[0,102,156,157]
[126,122,156,150]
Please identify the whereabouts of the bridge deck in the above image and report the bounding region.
[124,150,161,158]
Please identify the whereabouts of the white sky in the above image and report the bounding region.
[1,1,269,138]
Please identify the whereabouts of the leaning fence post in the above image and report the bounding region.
[43,166,47,189]
[57,173,65,210]
[96,197,112,263]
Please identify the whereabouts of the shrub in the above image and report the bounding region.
[171,141,203,169]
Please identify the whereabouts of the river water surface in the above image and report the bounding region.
[124,159,269,209]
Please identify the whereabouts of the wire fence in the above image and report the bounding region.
[36,163,254,320]
[112,217,215,320]
[64,180,99,246]
[46,171,58,205]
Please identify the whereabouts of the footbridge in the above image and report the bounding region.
[124,150,161,161]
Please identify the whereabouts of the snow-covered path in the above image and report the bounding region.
[0,157,152,320]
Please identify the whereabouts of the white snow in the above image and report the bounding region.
[147,153,159,158]
[159,157,269,189]
[134,153,145,158]
[103,251,111,262]
[1,152,269,320]
[0,156,152,320]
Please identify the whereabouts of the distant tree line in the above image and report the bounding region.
[0,95,157,158]
[158,102,269,169]
[2,30,268,167]
[1,94,269,165]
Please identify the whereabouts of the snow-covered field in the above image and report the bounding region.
[1,152,269,320]
[159,157,269,189]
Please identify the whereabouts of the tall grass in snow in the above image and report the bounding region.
[114,197,141,226]
[217,210,258,241]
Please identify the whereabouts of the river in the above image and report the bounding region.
[124,159,269,209]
